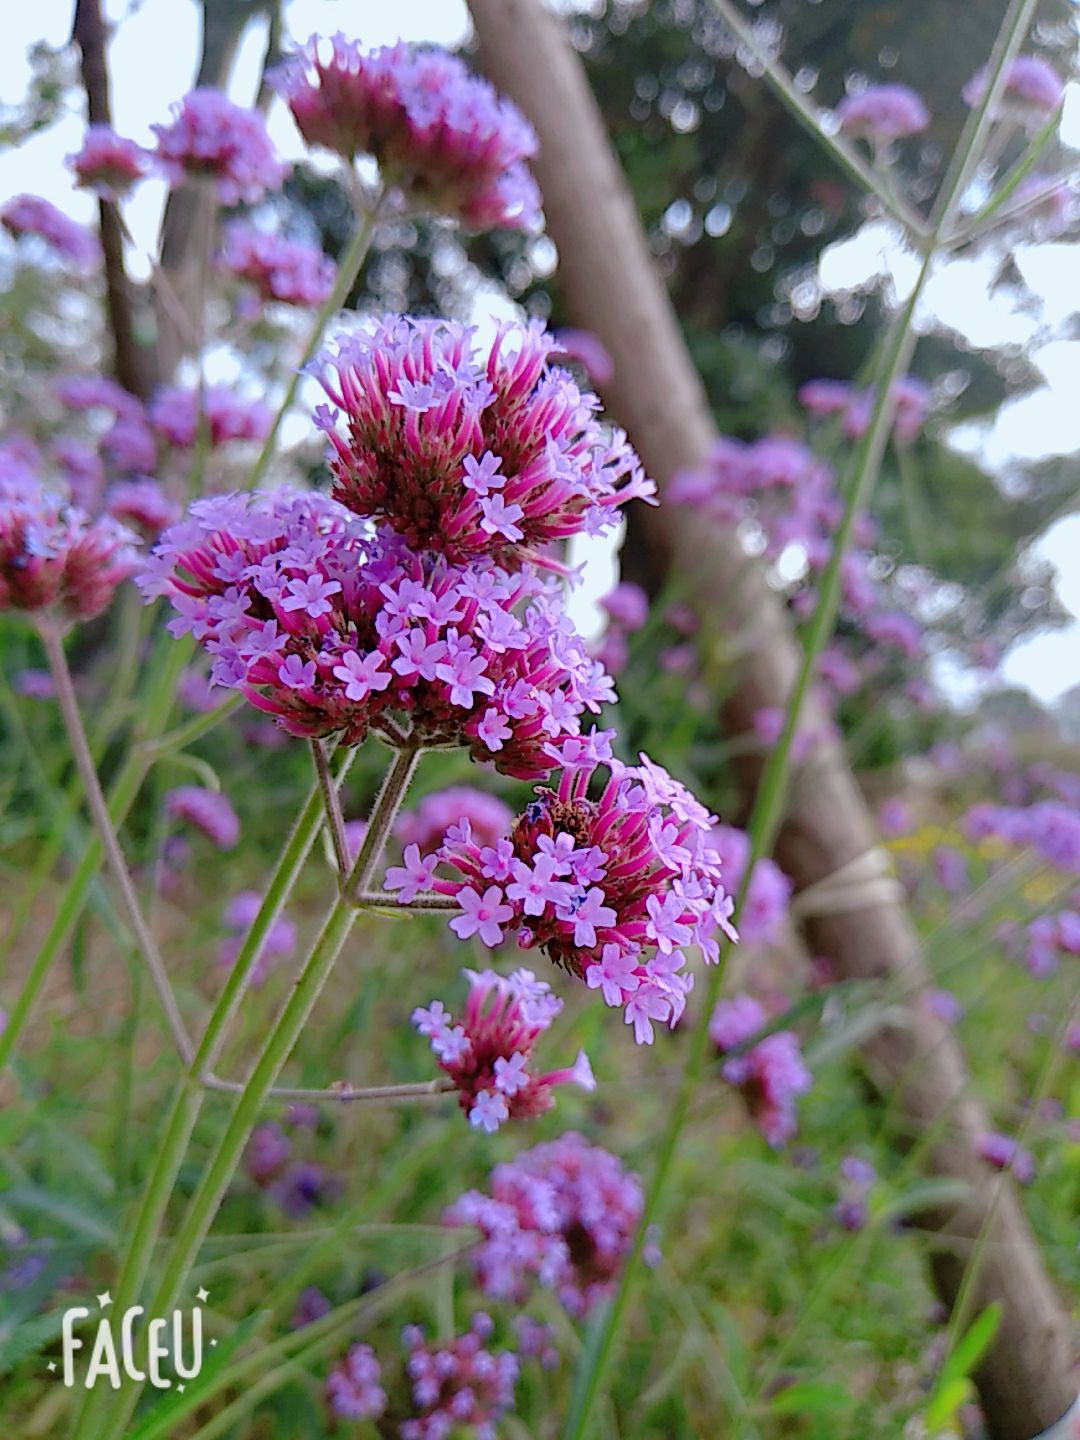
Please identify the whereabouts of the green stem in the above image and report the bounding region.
[245,201,381,491]
[91,745,419,1440]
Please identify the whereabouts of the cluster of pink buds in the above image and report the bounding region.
[411,968,594,1132]
[315,315,654,569]
[426,732,734,1044]
[963,54,1064,121]
[396,785,513,856]
[0,476,138,624]
[139,489,613,775]
[151,88,288,205]
[217,222,337,307]
[709,994,811,1146]
[1,194,102,272]
[400,1315,518,1439]
[975,1130,1035,1184]
[273,37,541,231]
[149,385,272,450]
[66,125,150,199]
[218,890,298,986]
[326,1342,386,1421]
[165,785,240,849]
[444,1132,647,1318]
[836,83,930,144]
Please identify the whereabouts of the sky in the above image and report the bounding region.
[1,0,1078,694]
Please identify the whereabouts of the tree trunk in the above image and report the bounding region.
[466,2,1076,1435]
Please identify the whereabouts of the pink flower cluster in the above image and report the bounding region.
[1023,911,1080,979]
[326,1343,386,1421]
[315,315,654,568]
[165,785,240,849]
[217,222,336,307]
[149,385,272,450]
[708,824,791,946]
[399,1315,518,1439]
[836,84,930,143]
[0,476,138,623]
[965,801,1080,874]
[444,1132,645,1318]
[975,1130,1035,1184]
[218,889,298,985]
[797,375,931,444]
[66,126,150,198]
[427,734,734,1044]
[151,88,288,205]
[595,579,650,674]
[709,994,811,1146]
[139,489,613,775]
[411,968,594,1132]
[396,785,513,856]
[1,195,102,272]
[104,479,180,538]
[274,37,541,230]
[963,55,1064,116]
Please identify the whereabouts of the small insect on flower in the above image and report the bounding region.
[412,968,594,1132]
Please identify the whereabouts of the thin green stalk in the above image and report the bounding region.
[92,745,420,1440]
[0,638,188,1073]
[69,751,354,1440]
[246,200,381,491]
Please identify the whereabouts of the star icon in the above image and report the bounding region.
[97,1291,112,1309]
[47,1362,57,1373]
[196,1286,209,1303]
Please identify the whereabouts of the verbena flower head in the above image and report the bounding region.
[444,1132,645,1318]
[165,785,240,849]
[411,968,594,1132]
[66,126,150,198]
[836,84,930,142]
[555,328,614,385]
[140,489,613,775]
[316,315,654,569]
[54,373,145,422]
[975,1130,1035,1184]
[963,55,1064,117]
[1,195,101,272]
[599,580,649,632]
[0,480,138,622]
[244,1122,290,1185]
[709,995,811,1146]
[105,479,179,538]
[399,1314,518,1439]
[708,824,791,946]
[218,222,336,307]
[429,737,734,1044]
[396,785,513,856]
[327,1343,386,1421]
[149,385,272,449]
[274,37,541,230]
[218,889,298,985]
[152,88,287,204]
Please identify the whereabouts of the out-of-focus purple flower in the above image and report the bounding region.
[105,480,179,538]
[513,1316,559,1369]
[665,601,699,636]
[932,846,969,895]
[152,88,287,204]
[659,642,695,674]
[1010,173,1073,237]
[599,581,649,633]
[165,786,240,849]
[924,988,965,1025]
[54,374,144,422]
[865,610,922,660]
[817,644,861,697]
[326,1342,386,1420]
[1023,911,1080,979]
[430,741,733,1043]
[1,195,102,272]
[274,38,541,231]
[316,316,653,568]
[398,1315,518,1437]
[149,385,271,449]
[0,481,138,622]
[709,994,811,1146]
[797,379,853,418]
[269,1161,340,1218]
[445,1133,644,1317]
[554,328,614,384]
[833,1154,876,1231]
[66,126,150,199]
[708,823,791,947]
[963,55,1064,117]
[963,801,1080,874]
[594,627,630,675]
[752,706,821,763]
[14,668,55,701]
[975,1130,1035,1184]
[217,889,297,985]
[290,1285,331,1330]
[217,222,336,307]
[101,418,157,475]
[836,84,930,143]
[141,489,615,778]
[244,1123,290,1185]
[396,786,513,857]
[412,968,593,1132]
[1066,1023,1080,1054]
[52,437,104,510]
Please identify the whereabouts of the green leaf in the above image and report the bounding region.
[765,1380,852,1416]
[925,1377,974,1430]
[939,1302,1003,1390]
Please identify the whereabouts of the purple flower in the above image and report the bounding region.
[152,88,287,204]
[1,195,101,272]
[217,222,335,307]
[316,316,654,568]
[396,787,513,855]
[149,385,271,449]
[554,328,614,384]
[599,580,649,632]
[449,886,514,946]
[385,843,439,902]
[444,1133,645,1317]
[273,38,541,230]
[66,126,149,199]
[710,995,811,1146]
[963,55,1064,117]
[975,1131,1035,1184]
[165,786,240,849]
[836,84,930,142]
[395,1316,518,1435]
[326,1342,386,1421]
